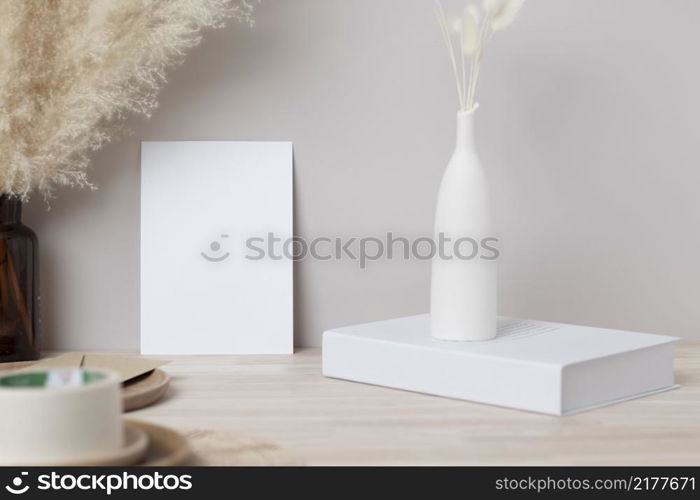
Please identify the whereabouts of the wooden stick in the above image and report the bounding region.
[0,238,11,322]
[6,250,31,344]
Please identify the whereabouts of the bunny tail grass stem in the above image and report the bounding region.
[461,37,467,110]
[465,48,476,112]
[434,0,464,109]
[465,13,491,111]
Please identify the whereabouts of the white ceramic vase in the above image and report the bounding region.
[430,107,497,341]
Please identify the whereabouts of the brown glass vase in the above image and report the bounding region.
[0,195,39,361]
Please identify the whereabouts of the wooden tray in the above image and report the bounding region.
[123,369,171,412]
[128,420,190,466]
[0,420,189,466]
[0,421,150,466]
[0,362,170,411]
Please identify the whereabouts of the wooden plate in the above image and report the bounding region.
[123,369,171,412]
[127,420,190,466]
[0,360,34,371]
[0,362,170,412]
[0,421,149,466]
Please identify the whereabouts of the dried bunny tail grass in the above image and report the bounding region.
[435,0,524,112]
[0,0,257,200]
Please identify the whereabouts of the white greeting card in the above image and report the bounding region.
[140,141,293,354]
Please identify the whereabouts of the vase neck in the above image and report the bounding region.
[455,110,476,151]
[0,196,22,224]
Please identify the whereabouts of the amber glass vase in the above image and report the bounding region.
[0,195,39,361]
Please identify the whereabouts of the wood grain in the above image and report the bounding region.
[125,343,700,465]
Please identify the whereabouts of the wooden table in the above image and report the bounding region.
[133,344,700,465]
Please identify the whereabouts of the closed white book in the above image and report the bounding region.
[322,314,678,415]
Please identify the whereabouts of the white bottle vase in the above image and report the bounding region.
[430,107,497,341]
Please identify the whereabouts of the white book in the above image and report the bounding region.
[322,314,678,415]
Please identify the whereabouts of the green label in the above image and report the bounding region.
[0,369,106,388]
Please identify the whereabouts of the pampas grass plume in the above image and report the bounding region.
[0,0,257,199]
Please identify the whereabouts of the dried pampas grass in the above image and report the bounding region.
[0,0,257,199]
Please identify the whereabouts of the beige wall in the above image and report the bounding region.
[25,0,700,350]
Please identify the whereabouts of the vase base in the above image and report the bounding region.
[429,335,496,342]
[0,339,40,363]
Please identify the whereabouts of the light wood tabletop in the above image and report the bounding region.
[132,343,700,466]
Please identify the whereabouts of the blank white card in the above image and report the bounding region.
[140,141,293,354]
